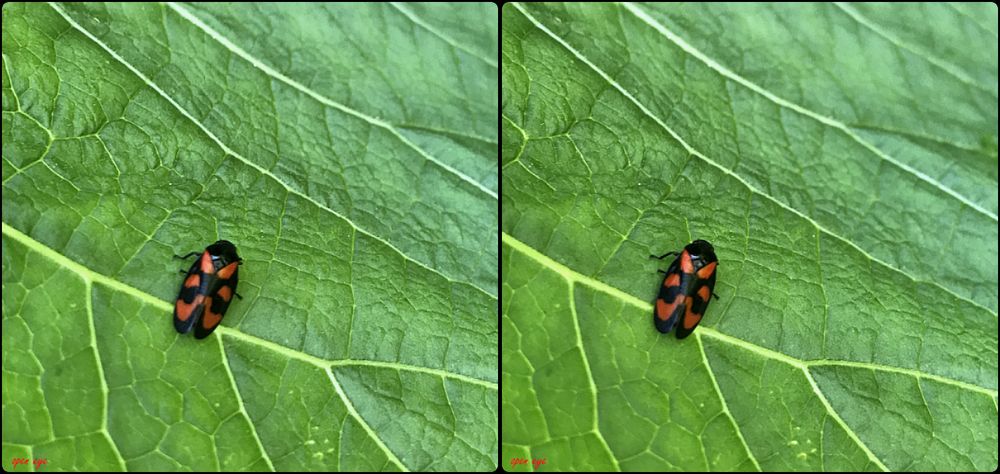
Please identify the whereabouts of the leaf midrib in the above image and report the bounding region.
[511,3,998,316]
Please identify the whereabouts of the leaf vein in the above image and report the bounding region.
[567,281,621,471]
[325,368,409,471]
[388,2,498,69]
[833,2,997,97]
[694,333,762,471]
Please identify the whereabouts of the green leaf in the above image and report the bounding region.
[502,3,996,472]
[3,2,497,471]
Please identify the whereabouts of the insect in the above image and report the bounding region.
[173,240,243,339]
[650,239,719,338]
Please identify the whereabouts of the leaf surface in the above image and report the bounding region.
[3,2,497,471]
[501,3,997,471]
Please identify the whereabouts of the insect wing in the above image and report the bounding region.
[193,261,239,339]
[174,253,209,334]
[675,260,717,339]
[653,253,688,334]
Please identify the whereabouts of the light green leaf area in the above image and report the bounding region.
[502,3,996,472]
[3,2,497,471]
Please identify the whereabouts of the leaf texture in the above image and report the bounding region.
[3,2,497,471]
[502,2,997,472]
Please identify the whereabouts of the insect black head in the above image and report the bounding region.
[686,239,716,259]
[207,240,241,263]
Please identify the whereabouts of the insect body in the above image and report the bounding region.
[651,239,718,338]
[174,240,242,339]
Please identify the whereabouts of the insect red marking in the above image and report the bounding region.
[679,250,694,274]
[199,251,215,274]
[683,296,702,329]
[656,293,685,321]
[217,261,238,280]
[175,294,204,322]
[217,285,232,302]
[698,285,711,302]
[184,273,200,288]
[202,297,221,329]
[663,273,681,288]
[696,261,717,280]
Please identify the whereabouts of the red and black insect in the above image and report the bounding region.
[173,240,243,339]
[651,239,719,338]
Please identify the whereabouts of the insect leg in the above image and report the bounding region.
[174,252,200,260]
[649,251,680,260]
